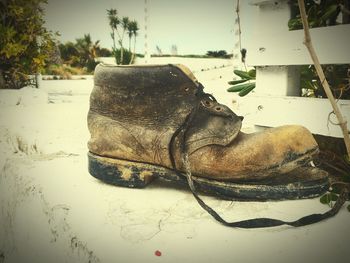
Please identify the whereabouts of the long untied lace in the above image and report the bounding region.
[168,86,348,229]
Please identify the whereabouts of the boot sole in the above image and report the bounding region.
[88,152,329,201]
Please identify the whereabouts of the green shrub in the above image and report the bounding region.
[0,0,56,89]
[57,34,100,73]
[42,64,87,79]
[113,48,133,65]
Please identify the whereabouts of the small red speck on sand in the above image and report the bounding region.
[155,250,162,256]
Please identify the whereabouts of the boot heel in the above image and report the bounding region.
[88,152,157,188]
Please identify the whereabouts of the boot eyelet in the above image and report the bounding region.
[201,100,212,107]
[215,106,222,112]
[184,87,190,92]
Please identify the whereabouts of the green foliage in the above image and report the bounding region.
[287,1,350,99]
[96,47,112,57]
[58,34,101,73]
[107,9,139,65]
[300,65,350,99]
[42,64,71,79]
[320,192,339,205]
[74,34,99,72]
[320,187,350,210]
[42,64,87,79]
[229,2,350,99]
[288,0,344,31]
[206,50,230,58]
[113,48,133,65]
[128,20,139,63]
[315,144,350,210]
[58,42,79,62]
[0,0,56,89]
[227,69,256,96]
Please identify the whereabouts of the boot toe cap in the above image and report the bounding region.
[190,125,318,180]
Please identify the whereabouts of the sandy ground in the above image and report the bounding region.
[0,58,349,263]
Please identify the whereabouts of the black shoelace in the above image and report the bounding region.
[168,85,348,228]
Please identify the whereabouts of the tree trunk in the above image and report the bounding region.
[130,37,136,64]
[0,69,5,89]
[120,41,124,64]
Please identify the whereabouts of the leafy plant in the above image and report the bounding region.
[313,135,350,211]
[320,186,350,211]
[75,34,100,72]
[113,48,133,65]
[57,34,102,73]
[128,20,139,64]
[107,9,139,65]
[300,64,350,99]
[0,0,57,89]
[96,47,112,57]
[288,0,347,31]
[289,0,350,100]
[227,69,256,96]
[42,64,87,78]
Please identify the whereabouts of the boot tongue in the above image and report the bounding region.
[173,64,242,154]
[185,102,242,155]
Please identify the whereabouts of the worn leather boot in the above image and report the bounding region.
[87,63,328,200]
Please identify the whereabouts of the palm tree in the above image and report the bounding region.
[107,8,117,18]
[120,16,130,63]
[75,34,89,67]
[127,22,133,52]
[90,39,100,59]
[106,10,137,65]
[107,9,120,52]
[74,34,100,72]
[129,20,139,64]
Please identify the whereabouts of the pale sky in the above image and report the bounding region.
[44,0,238,55]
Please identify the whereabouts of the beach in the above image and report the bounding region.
[1,57,349,263]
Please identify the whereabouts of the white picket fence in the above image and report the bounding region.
[233,0,350,138]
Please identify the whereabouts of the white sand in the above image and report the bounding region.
[0,58,349,263]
